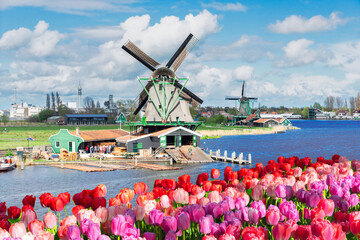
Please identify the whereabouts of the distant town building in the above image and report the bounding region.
[9,102,44,119]
[201,111,213,118]
[66,102,77,109]
[261,113,301,119]
[65,114,108,125]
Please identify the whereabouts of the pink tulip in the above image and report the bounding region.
[0,228,10,239]
[134,205,145,221]
[21,209,37,227]
[199,216,212,235]
[35,230,54,240]
[43,212,57,229]
[160,195,171,209]
[189,195,198,204]
[60,215,77,227]
[311,219,334,240]
[273,220,298,240]
[28,219,44,235]
[219,233,236,240]
[173,188,189,205]
[248,208,260,225]
[143,232,156,240]
[266,208,281,226]
[317,199,334,217]
[9,221,27,238]
[208,191,221,203]
[199,197,210,206]
[251,185,264,201]
[95,207,109,223]
[22,232,35,240]
[77,209,96,224]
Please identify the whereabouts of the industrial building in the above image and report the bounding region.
[65,114,108,125]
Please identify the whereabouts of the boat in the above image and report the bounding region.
[0,157,16,172]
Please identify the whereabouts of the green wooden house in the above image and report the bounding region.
[49,129,84,153]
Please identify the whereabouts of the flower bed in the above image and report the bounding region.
[1,154,360,240]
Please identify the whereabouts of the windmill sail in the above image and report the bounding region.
[166,34,198,71]
[122,41,160,71]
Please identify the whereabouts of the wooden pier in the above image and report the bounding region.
[52,164,117,172]
[208,149,252,165]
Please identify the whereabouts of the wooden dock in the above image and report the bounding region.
[52,164,117,172]
[83,162,132,170]
[208,150,252,165]
[122,162,182,171]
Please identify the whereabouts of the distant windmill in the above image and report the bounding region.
[225,81,258,117]
[122,33,203,129]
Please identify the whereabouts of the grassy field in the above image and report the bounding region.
[0,124,130,150]
[196,123,267,131]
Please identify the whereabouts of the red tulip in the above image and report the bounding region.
[71,205,85,216]
[266,208,281,226]
[0,202,6,213]
[28,219,44,235]
[349,211,360,236]
[50,197,65,212]
[334,212,349,223]
[81,195,93,208]
[22,195,36,207]
[162,179,176,190]
[0,219,10,231]
[311,218,334,239]
[7,206,21,220]
[92,197,106,210]
[58,192,70,205]
[92,184,107,198]
[72,193,83,205]
[211,169,220,179]
[153,187,167,199]
[317,199,334,217]
[273,220,298,240]
[134,182,149,195]
[178,174,191,185]
[196,173,209,186]
[310,208,325,220]
[292,225,311,240]
[39,193,53,208]
[332,222,346,240]
[241,226,268,240]
[202,181,212,192]
[116,188,134,204]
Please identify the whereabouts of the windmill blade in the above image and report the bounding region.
[241,81,245,97]
[166,33,198,71]
[225,96,241,100]
[248,97,258,100]
[122,41,160,72]
[174,82,203,104]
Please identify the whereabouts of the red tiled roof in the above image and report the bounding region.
[253,118,279,124]
[70,129,129,142]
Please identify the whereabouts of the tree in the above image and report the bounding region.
[56,92,61,110]
[83,96,95,113]
[313,102,321,110]
[46,94,50,109]
[302,107,309,119]
[51,92,55,111]
[38,109,56,122]
[349,97,356,111]
[27,115,39,122]
[58,104,75,117]
[0,115,9,125]
[96,101,101,109]
[116,99,140,121]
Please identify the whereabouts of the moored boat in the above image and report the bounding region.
[0,157,16,172]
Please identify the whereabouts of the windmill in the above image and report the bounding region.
[225,81,258,117]
[122,33,203,132]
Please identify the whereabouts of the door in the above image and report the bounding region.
[69,142,75,152]
[193,136,197,147]
[160,136,167,148]
[178,135,182,147]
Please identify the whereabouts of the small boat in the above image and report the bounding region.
[0,157,16,172]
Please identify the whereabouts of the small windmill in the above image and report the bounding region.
[225,81,258,117]
[122,33,203,132]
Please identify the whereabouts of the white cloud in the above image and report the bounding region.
[202,2,247,12]
[268,12,348,34]
[328,41,360,74]
[232,66,253,80]
[278,38,330,67]
[0,20,64,57]
[0,0,144,14]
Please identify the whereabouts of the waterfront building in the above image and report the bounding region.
[65,114,108,125]
[253,118,280,127]
[49,128,128,153]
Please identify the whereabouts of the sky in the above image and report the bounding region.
[0,0,359,110]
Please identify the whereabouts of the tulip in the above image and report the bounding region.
[311,219,334,239]
[80,218,93,235]
[164,231,177,240]
[50,197,64,212]
[279,200,296,216]
[199,216,212,235]
[93,184,107,198]
[211,169,220,179]
[208,191,221,203]
[189,205,205,223]
[241,226,268,240]
[159,195,171,209]
[21,209,37,228]
[97,235,111,240]
[275,184,287,198]
[161,216,177,233]
[86,223,101,240]
[250,201,266,218]
[9,222,27,238]
[305,190,323,208]
[35,230,53,240]
[266,208,281,226]
[40,193,54,208]
[332,222,346,240]
[173,188,189,205]
[43,212,57,229]
[143,232,156,240]
[317,199,334,217]
[349,194,359,207]
[349,211,360,236]
[124,209,136,225]
[22,195,36,207]
[95,207,108,223]
[0,228,10,239]
[92,197,106,211]
[235,197,246,210]
[7,206,21,220]
[28,219,44,235]
[71,206,84,217]
[148,209,164,226]
[134,205,145,221]
[66,225,81,240]
[273,220,298,240]
[177,212,190,231]
[235,207,249,222]
[292,225,311,240]
[248,208,260,225]
[58,193,70,206]
[111,215,126,236]
[251,185,264,201]
[178,174,191,185]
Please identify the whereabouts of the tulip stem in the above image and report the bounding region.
[182,230,185,240]
[58,211,61,227]
[65,205,67,217]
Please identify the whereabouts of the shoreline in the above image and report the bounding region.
[197,125,300,138]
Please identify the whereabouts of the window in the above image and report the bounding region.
[137,143,143,149]
[55,141,60,148]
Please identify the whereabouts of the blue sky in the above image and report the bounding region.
[0,0,359,109]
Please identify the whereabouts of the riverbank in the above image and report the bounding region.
[198,125,299,137]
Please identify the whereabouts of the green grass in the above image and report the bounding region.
[196,124,269,131]
[0,124,130,150]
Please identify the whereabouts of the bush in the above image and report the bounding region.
[5,149,14,157]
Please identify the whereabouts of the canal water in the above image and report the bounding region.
[1,120,359,216]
